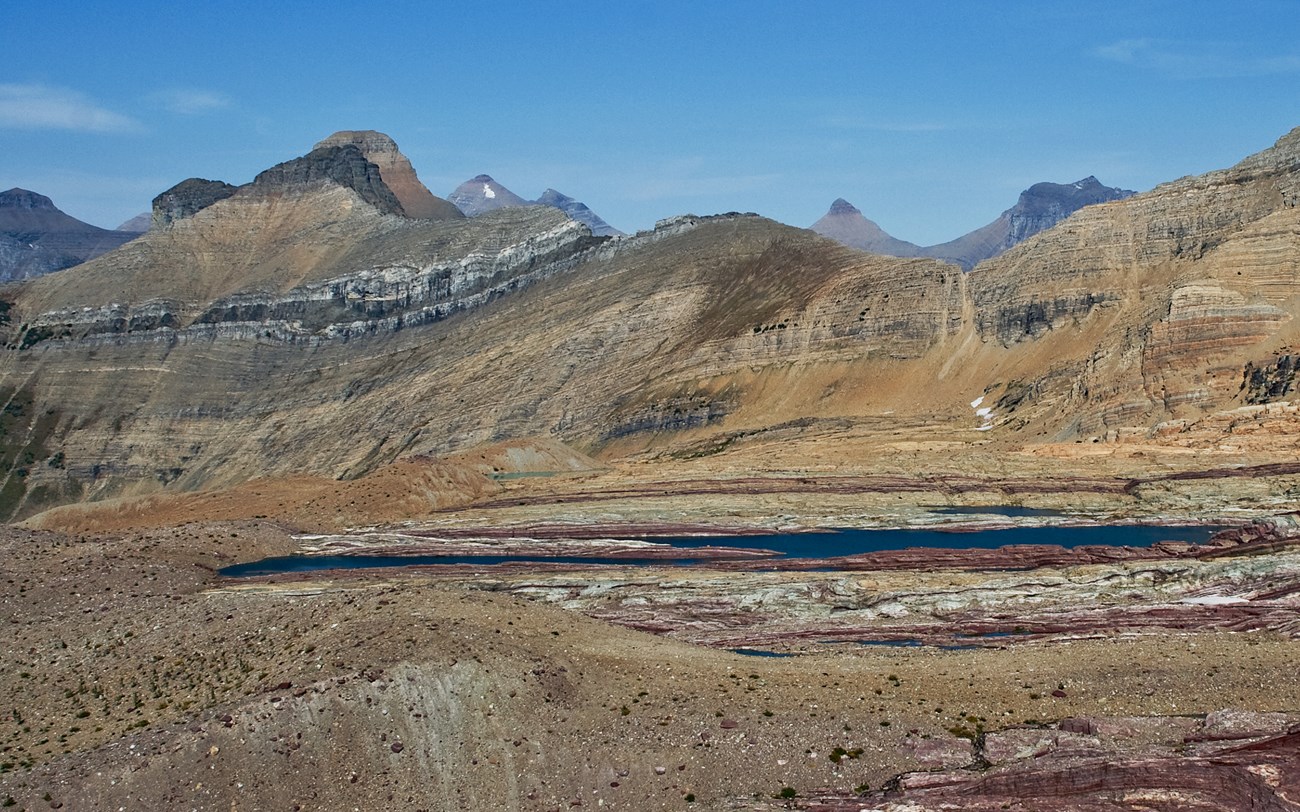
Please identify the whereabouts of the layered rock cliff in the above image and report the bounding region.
[1,126,1299,520]
[0,188,141,281]
[966,126,1300,435]
[250,143,407,216]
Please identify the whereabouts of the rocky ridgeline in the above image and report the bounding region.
[251,143,407,216]
[14,209,783,353]
[17,210,597,346]
[4,127,1300,512]
[11,208,759,349]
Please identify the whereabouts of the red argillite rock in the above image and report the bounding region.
[807,713,1300,811]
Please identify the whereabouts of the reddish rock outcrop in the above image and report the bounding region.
[313,130,463,220]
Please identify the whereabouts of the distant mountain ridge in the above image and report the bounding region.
[449,175,624,236]
[813,176,1135,270]
[809,199,923,257]
[115,213,151,233]
[0,188,142,282]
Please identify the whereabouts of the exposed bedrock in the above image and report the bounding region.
[313,130,464,221]
[151,177,238,228]
[412,515,1300,650]
[4,129,1300,512]
[810,723,1300,812]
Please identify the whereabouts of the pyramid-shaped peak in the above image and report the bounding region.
[811,198,922,258]
[448,175,530,217]
[535,188,573,205]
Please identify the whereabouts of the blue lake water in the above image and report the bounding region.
[219,523,1229,577]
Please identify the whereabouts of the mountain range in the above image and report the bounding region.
[811,176,1135,269]
[448,174,625,236]
[0,125,1297,523]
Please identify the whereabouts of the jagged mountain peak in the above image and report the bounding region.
[251,144,406,216]
[535,188,573,205]
[152,178,239,228]
[817,176,1135,270]
[810,198,922,257]
[446,176,622,234]
[312,130,462,221]
[827,198,861,215]
[1018,176,1134,206]
[448,175,531,217]
[115,213,151,233]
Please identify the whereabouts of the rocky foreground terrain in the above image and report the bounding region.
[2,127,1300,808]
[1,506,1298,811]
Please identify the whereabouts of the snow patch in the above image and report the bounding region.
[970,394,995,431]
[483,183,496,199]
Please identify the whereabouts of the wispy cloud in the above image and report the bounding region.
[0,83,142,133]
[148,88,232,115]
[1093,38,1300,79]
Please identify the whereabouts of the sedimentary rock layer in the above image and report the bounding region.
[2,127,1300,517]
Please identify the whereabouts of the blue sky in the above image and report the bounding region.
[2,1,1298,243]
